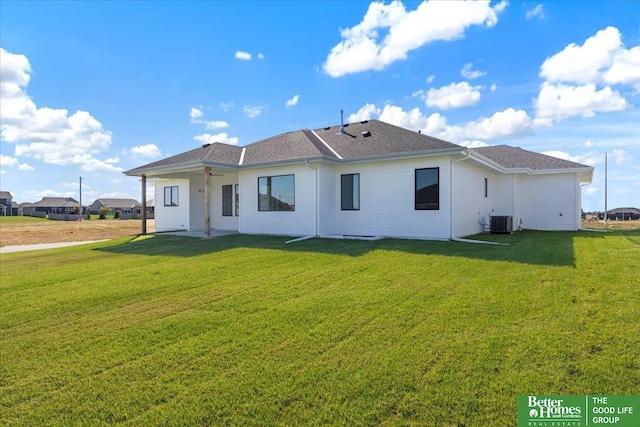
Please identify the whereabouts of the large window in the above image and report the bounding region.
[258,174,295,211]
[415,168,439,210]
[341,173,360,210]
[222,185,233,216]
[164,186,179,207]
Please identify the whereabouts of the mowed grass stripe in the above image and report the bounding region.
[1,231,639,426]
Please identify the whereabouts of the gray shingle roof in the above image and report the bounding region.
[125,121,591,176]
[93,198,140,208]
[472,145,590,170]
[125,142,243,174]
[33,197,79,207]
[243,129,337,165]
[0,191,13,199]
[313,120,460,159]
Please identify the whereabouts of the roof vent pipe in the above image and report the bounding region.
[340,109,345,134]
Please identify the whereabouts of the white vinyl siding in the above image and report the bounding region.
[155,179,190,232]
[238,164,316,236]
[333,158,451,240]
[452,162,497,238]
[517,173,579,230]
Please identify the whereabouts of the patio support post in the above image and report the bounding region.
[204,167,211,237]
[141,174,147,235]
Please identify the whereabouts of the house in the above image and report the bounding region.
[26,197,80,215]
[89,198,141,215]
[0,191,13,216]
[125,120,594,240]
[606,207,640,221]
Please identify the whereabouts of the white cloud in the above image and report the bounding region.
[586,187,598,195]
[349,103,532,142]
[490,83,498,91]
[460,63,486,79]
[540,26,622,84]
[611,148,632,165]
[18,163,35,171]
[603,46,640,91]
[22,189,76,200]
[0,154,18,167]
[258,53,265,59]
[0,48,117,172]
[459,140,490,148]
[220,101,234,112]
[526,4,544,20]
[204,120,229,130]
[130,144,162,159]
[418,81,482,110]
[323,0,506,77]
[542,150,604,167]
[286,94,300,107]
[243,104,265,118]
[535,82,628,122]
[585,139,595,148]
[190,107,228,129]
[190,107,204,120]
[235,51,252,60]
[193,133,239,146]
[426,74,435,83]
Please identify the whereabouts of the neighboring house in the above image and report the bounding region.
[125,120,594,239]
[11,202,21,216]
[0,191,13,216]
[29,197,80,214]
[89,198,141,214]
[607,207,640,221]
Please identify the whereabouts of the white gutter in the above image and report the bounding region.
[450,150,471,240]
[311,130,343,160]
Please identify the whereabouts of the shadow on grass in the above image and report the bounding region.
[95,229,636,267]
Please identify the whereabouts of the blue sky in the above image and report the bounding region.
[1,1,638,212]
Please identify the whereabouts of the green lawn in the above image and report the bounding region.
[1,231,639,426]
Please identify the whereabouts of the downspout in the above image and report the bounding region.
[304,159,318,236]
[450,150,470,240]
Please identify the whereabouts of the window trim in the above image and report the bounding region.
[222,185,233,216]
[258,174,295,212]
[341,173,360,211]
[235,184,239,216]
[415,167,439,211]
[164,186,179,207]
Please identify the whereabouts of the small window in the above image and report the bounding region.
[258,175,295,211]
[415,168,439,210]
[235,184,239,216]
[341,173,360,210]
[484,178,488,198]
[222,185,233,216]
[164,186,179,207]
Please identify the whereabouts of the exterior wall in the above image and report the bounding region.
[317,164,337,236]
[238,164,316,236]
[209,172,239,231]
[452,162,497,238]
[154,179,190,232]
[0,197,12,216]
[189,175,205,231]
[517,173,580,230]
[332,157,451,240]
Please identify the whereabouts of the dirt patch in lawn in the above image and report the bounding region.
[0,219,155,247]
